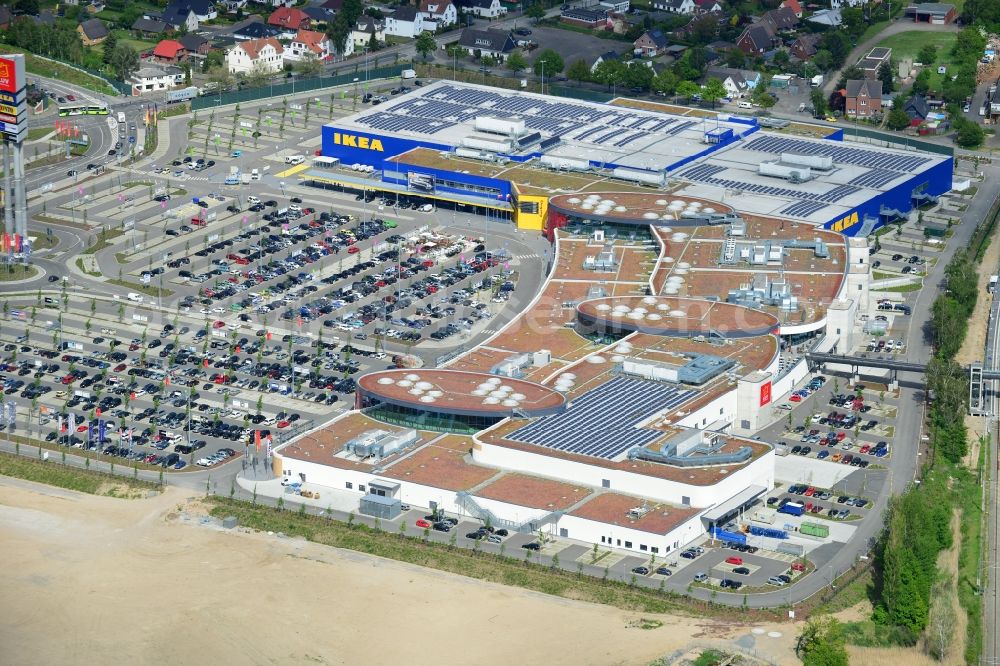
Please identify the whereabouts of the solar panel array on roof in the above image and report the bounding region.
[679,164,860,203]
[780,200,828,217]
[350,83,712,147]
[744,135,930,173]
[507,376,694,460]
[849,169,900,188]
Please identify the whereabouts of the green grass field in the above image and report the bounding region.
[875,31,960,93]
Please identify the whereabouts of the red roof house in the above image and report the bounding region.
[152,39,186,63]
[267,7,311,31]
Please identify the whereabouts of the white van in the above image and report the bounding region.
[737,101,754,109]
[126,292,143,303]
[284,155,305,165]
[247,195,261,206]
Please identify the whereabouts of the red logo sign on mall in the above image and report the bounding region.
[0,58,17,94]
[759,381,772,407]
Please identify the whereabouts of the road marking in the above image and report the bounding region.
[276,163,310,178]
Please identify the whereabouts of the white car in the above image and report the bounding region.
[212,307,225,314]
[195,457,213,467]
[200,308,211,314]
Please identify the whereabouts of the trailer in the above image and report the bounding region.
[748,525,788,539]
[167,86,199,104]
[710,528,747,545]
[778,502,805,517]
[800,522,830,538]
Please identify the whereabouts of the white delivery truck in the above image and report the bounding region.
[811,74,824,88]
[401,69,416,79]
[284,155,305,165]
[127,292,143,303]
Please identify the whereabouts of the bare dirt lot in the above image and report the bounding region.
[0,478,805,666]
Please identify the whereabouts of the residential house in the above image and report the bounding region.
[599,0,630,12]
[157,4,198,32]
[178,34,211,56]
[131,16,170,38]
[706,67,748,98]
[222,0,248,13]
[420,0,458,27]
[807,8,841,26]
[227,37,284,74]
[130,65,184,95]
[268,7,311,32]
[457,27,516,61]
[32,10,56,27]
[762,7,799,33]
[591,50,619,74]
[856,46,891,80]
[830,0,868,7]
[321,0,344,10]
[736,24,775,55]
[780,0,803,17]
[790,33,820,60]
[177,0,217,22]
[692,0,722,12]
[904,94,930,121]
[87,3,106,15]
[904,2,956,23]
[77,18,109,46]
[560,7,608,28]
[153,39,187,63]
[302,6,335,26]
[385,6,427,38]
[232,19,282,40]
[845,78,882,118]
[464,0,507,19]
[352,16,385,47]
[633,29,669,57]
[654,0,696,13]
[285,28,344,61]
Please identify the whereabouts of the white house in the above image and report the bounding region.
[285,28,344,61]
[130,65,184,95]
[830,0,867,6]
[599,0,630,12]
[227,37,285,75]
[386,6,427,38]
[653,0,696,13]
[420,0,458,27]
[465,0,507,19]
[352,16,385,47]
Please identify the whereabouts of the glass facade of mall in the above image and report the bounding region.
[363,400,504,435]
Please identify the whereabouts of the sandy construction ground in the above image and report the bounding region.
[0,478,804,666]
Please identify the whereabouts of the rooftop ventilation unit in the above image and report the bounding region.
[462,135,512,153]
[540,155,590,171]
[758,160,813,182]
[475,116,525,136]
[780,152,834,171]
[612,166,666,187]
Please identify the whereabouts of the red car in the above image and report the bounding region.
[415,518,431,528]
[76,424,88,432]
[789,394,802,402]
[790,562,805,572]
[61,374,76,385]
[113,364,127,372]
[212,320,226,329]
[725,556,743,565]
[347,246,360,254]
[804,486,815,497]
[860,444,871,454]
[276,420,290,428]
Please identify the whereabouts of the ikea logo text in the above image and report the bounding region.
[830,211,859,233]
[332,132,383,151]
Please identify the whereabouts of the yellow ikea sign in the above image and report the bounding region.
[830,211,859,233]
[331,132,383,151]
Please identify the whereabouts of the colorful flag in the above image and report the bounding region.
[254,429,261,452]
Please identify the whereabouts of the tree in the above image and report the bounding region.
[918,44,937,66]
[296,51,323,78]
[109,44,139,82]
[623,63,654,91]
[651,69,677,96]
[886,99,910,131]
[593,59,626,90]
[533,49,564,77]
[751,75,775,110]
[566,58,590,84]
[725,49,746,69]
[813,50,833,73]
[795,618,849,666]
[102,30,118,66]
[835,65,863,91]
[840,7,865,37]
[877,60,894,93]
[772,48,790,71]
[507,51,528,74]
[203,49,225,73]
[911,68,931,96]
[415,32,436,61]
[955,119,984,149]
[702,77,726,108]
[676,80,700,101]
[526,2,546,22]
[245,61,273,88]
[820,31,850,69]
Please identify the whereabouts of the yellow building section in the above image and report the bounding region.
[512,187,548,231]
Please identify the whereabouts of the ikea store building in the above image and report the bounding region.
[308,81,952,236]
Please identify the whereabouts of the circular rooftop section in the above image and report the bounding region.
[549,193,735,227]
[358,369,568,418]
[576,296,779,339]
